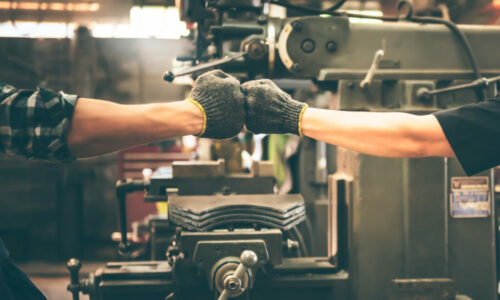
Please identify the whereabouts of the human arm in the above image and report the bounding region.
[0,82,202,160]
[66,99,203,157]
[301,98,500,176]
[243,78,500,176]
[301,108,455,158]
[242,79,454,158]
[1,70,245,161]
[70,70,246,157]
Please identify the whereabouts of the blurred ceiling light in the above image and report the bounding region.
[0,21,75,38]
[49,3,65,11]
[19,2,39,10]
[130,6,189,39]
[0,1,100,12]
[494,0,500,9]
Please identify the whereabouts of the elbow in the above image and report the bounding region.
[396,116,432,158]
[402,140,429,158]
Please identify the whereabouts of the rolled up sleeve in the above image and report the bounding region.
[0,81,78,162]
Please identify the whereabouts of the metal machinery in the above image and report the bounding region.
[68,1,500,299]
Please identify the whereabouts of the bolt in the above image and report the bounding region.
[291,63,302,72]
[326,41,337,53]
[257,15,267,25]
[222,186,231,195]
[226,278,240,291]
[291,21,303,32]
[301,39,315,53]
[246,40,267,60]
[417,87,432,102]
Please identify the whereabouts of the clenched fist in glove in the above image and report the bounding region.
[242,79,309,136]
[188,70,245,139]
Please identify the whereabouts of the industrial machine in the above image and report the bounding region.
[68,0,500,299]
[68,160,347,300]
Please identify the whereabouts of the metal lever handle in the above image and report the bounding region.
[417,75,500,100]
[360,49,385,89]
[163,52,246,82]
[233,250,258,281]
[67,258,81,300]
[217,250,258,300]
[115,179,147,256]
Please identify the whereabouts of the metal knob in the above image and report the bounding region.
[217,250,258,300]
[233,250,258,280]
[67,258,81,300]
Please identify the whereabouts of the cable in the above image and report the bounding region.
[269,0,341,16]
[326,0,347,11]
[396,1,480,78]
[303,216,314,254]
[292,226,309,257]
[396,0,485,100]
[269,0,398,21]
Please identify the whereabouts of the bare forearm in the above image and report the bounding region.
[67,98,203,157]
[301,108,455,158]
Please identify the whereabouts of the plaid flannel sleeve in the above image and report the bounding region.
[0,80,79,162]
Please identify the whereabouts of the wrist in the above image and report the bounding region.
[297,104,309,136]
[181,100,205,135]
[184,99,206,136]
[300,106,314,137]
[145,101,204,138]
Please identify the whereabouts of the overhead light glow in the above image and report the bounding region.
[129,6,189,39]
[19,2,40,10]
[0,1,100,12]
[0,21,75,38]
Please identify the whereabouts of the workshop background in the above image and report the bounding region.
[1,1,500,300]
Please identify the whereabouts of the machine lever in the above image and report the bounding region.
[67,258,81,300]
[217,250,258,300]
[115,179,148,256]
[360,49,385,89]
[163,52,246,82]
[417,75,500,100]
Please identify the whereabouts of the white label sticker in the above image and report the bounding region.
[450,177,490,218]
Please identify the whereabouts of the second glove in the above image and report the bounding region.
[188,70,246,139]
[242,79,308,136]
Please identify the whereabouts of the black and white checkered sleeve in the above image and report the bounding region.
[0,81,78,162]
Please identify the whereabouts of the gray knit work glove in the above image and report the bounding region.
[188,70,245,139]
[242,79,309,136]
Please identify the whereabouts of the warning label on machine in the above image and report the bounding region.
[450,177,490,218]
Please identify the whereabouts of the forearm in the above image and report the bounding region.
[301,108,455,158]
[67,98,203,157]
